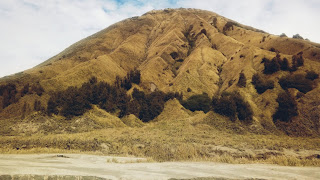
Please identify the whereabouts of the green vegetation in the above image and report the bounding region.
[128,89,182,122]
[279,74,314,94]
[212,92,253,123]
[273,91,298,123]
[237,72,246,88]
[47,70,182,122]
[0,82,44,109]
[223,21,238,34]
[252,73,274,94]
[306,70,319,80]
[263,53,304,75]
[0,83,17,108]
[291,53,304,71]
[182,93,211,113]
[263,57,280,74]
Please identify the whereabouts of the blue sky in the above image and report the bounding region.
[0,0,319,78]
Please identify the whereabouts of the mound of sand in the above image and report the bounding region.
[155,99,191,121]
[83,106,126,128]
[121,114,144,128]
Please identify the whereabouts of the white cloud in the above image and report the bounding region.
[0,0,319,78]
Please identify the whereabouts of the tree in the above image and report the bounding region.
[306,70,319,80]
[233,94,253,122]
[1,83,17,108]
[47,96,58,115]
[252,73,274,94]
[34,100,42,111]
[264,58,280,74]
[21,84,30,97]
[31,84,44,96]
[213,94,236,118]
[273,91,298,122]
[280,33,287,37]
[280,58,289,71]
[61,87,91,118]
[293,34,303,39]
[212,92,253,123]
[237,72,247,88]
[279,74,313,94]
[182,93,211,113]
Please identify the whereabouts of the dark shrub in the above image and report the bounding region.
[269,47,276,52]
[34,100,42,111]
[295,53,304,67]
[263,57,280,74]
[273,91,298,122]
[21,84,30,97]
[60,87,91,118]
[223,21,237,34]
[280,58,289,71]
[170,52,179,59]
[233,93,253,122]
[306,70,319,80]
[47,96,58,115]
[1,83,18,108]
[293,34,303,39]
[252,74,274,94]
[280,33,287,37]
[291,53,304,71]
[237,72,246,88]
[121,78,132,90]
[132,88,145,101]
[129,89,181,122]
[213,92,253,123]
[120,69,141,90]
[127,99,141,117]
[279,74,313,93]
[212,94,236,118]
[200,29,207,35]
[30,84,44,96]
[182,93,211,113]
[139,91,166,122]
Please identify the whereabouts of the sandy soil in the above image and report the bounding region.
[0,154,319,180]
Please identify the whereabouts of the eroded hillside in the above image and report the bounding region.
[1,8,320,136]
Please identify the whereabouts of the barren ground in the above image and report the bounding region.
[0,154,319,180]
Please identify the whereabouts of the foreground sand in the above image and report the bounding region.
[0,154,319,180]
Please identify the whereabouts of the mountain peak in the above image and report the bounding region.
[1,8,320,136]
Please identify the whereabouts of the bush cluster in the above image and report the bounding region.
[223,21,238,34]
[279,74,314,94]
[128,89,182,122]
[115,69,141,90]
[237,72,247,88]
[0,82,45,109]
[48,74,133,118]
[182,93,211,113]
[263,57,280,74]
[293,34,303,39]
[212,92,253,123]
[263,53,304,74]
[273,91,298,123]
[306,70,319,80]
[291,53,304,71]
[47,70,182,121]
[252,73,274,94]
[0,83,17,109]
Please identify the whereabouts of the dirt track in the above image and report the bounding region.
[0,154,319,180]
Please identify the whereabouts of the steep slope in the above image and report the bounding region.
[0,8,320,136]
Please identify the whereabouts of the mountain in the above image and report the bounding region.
[1,8,320,137]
